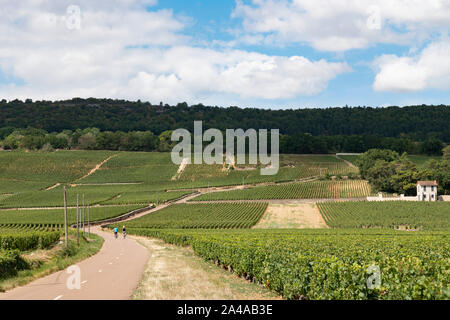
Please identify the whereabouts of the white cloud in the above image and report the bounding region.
[0,0,350,104]
[373,40,450,92]
[233,0,450,51]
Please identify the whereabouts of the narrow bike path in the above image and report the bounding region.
[0,227,149,300]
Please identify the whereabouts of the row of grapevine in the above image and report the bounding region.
[123,228,449,300]
[317,201,450,230]
[119,203,268,229]
[0,205,143,225]
[0,227,61,251]
[194,180,371,201]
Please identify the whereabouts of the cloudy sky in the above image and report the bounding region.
[0,0,449,108]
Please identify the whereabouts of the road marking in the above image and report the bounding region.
[109,262,113,265]
[81,280,87,284]
[54,295,63,300]
[98,269,102,273]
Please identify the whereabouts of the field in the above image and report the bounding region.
[337,155,360,165]
[339,154,442,168]
[194,180,371,201]
[123,228,450,300]
[0,225,61,279]
[164,154,356,188]
[0,151,358,208]
[0,150,115,188]
[408,155,443,167]
[317,201,450,230]
[0,186,192,208]
[119,203,268,229]
[0,226,60,251]
[0,205,143,225]
[1,150,449,300]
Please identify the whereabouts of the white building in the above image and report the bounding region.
[417,181,438,202]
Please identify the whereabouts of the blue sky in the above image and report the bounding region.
[0,0,449,108]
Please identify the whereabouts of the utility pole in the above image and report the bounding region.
[76,194,79,246]
[82,194,85,235]
[63,186,68,249]
[88,205,90,238]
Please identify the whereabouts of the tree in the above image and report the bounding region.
[366,160,396,192]
[356,149,400,179]
[77,133,97,150]
[157,130,174,152]
[388,157,419,195]
[421,159,450,195]
[420,137,444,156]
[443,146,450,161]
[19,135,45,150]
[2,134,19,150]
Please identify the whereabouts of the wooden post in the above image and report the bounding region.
[63,186,68,249]
[76,194,79,246]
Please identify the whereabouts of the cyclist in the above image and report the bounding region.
[122,225,127,239]
[114,227,118,239]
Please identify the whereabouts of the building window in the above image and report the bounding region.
[431,194,434,199]
[424,186,427,191]
[424,194,427,199]
[431,186,434,192]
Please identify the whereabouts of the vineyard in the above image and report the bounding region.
[317,201,450,230]
[0,225,61,279]
[0,226,60,251]
[0,205,143,225]
[176,154,358,189]
[0,152,359,209]
[100,190,192,205]
[0,150,115,188]
[194,180,371,201]
[0,186,192,209]
[123,228,450,300]
[119,203,268,229]
[1,150,449,300]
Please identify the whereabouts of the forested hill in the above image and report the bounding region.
[1,99,449,141]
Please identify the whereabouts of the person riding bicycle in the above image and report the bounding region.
[122,226,127,239]
[114,227,118,239]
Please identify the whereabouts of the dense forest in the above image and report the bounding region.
[0,99,449,141]
[0,99,448,154]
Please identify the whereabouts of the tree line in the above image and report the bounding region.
[0,127,446,156]
[0,98,449,141]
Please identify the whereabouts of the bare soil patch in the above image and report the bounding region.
[253,203,328,229]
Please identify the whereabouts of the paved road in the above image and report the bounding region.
[0,227,149,300]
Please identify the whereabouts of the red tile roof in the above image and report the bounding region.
[417,180,438,186]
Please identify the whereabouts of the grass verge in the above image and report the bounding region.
[0,231,104,292]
